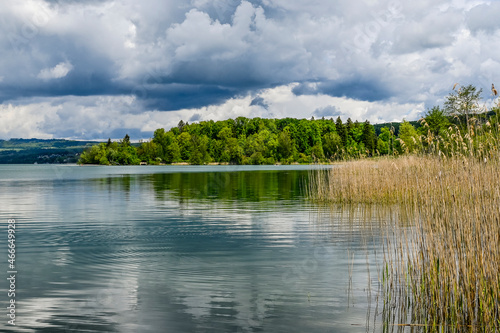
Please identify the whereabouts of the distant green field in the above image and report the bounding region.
[0,139,101,164]
[0,148,22,152]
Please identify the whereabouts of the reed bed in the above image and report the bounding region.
[310,155,500,331]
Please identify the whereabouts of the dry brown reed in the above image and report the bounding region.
[310,155,500,331]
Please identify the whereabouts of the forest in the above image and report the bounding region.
[78,84,499,165]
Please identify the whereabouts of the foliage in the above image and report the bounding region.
[421,106,450,136]
[444,84,483,125]
[361,120,377,155]
[322,132,342,159]
[310,83,500,329]
[397,120,420,154]
[76,84,500,165]
[376,127,395,155]
[79,117,381,165]
[79,135,140,165]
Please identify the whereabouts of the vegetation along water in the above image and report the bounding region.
[310,84,500,332]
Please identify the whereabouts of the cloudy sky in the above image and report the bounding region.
[0,0,499,140]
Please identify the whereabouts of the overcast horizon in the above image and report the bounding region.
[1,0,499,140]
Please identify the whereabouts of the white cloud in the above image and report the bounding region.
[0,96,153,140]
[0,103,54,139]
[255,84,424,123]
[0,0,499,139]
[37,62,73,80]
[0,85,425,140]
[467,2,500,33]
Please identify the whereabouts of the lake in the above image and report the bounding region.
[0,165,384,332]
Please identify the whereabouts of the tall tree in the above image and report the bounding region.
[121,134,130,147]
[346,118,354,140]
[177,120,186,132]
[165,141,181,163]
[323,132,342,159]
[189,135,210,165]
[398,120,420,154]
[377,127,394,155]
[361,120,377,155]
[177,132,192,161]
[335,117,347,146]
[277,129,294,161]
[444,84,482,126]
[423,106,450,136]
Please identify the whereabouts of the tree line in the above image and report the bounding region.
[79,84,500,165]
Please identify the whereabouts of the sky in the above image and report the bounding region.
[0,0,499,140]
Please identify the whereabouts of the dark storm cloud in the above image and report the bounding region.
[0,0,408,110]
[0,71,119,103]
[249,96,268,109]
[136,84,240,111]
[189,113,201,122]
[0,0,309,109]
[293,78,393,102]
[1,0,499,139]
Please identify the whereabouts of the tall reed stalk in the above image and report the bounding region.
[309,155,500,331]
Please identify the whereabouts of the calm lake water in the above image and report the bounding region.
[0,165,385,333]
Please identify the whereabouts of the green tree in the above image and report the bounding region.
[152,129,166,153]
[398,120,420,154]
[444,84,482,125]
[165,141,181,163]
[177,132,192,161]
[80,143,109,164]
[310,143,325,161]
[105,141,119,164]
[218,127,233,141]
[137,140,162,164]
[349,120,363,143]
[78,150,92,164]
[335,117,347,146]
[244,129,276,160]
[177,120,186,132]
[345,118,354,138]
[323,132,342,159]
[189,135,211,165]
[422,106,450,136]
[121,134,131,148]
[116,145,140,165]
[277,130,294,161]
[377,127,394,155]
[226,138,243,164]
[99,155,109,165]
[234,117,249,136]
[361,120,377,155]
[250,151,265,165]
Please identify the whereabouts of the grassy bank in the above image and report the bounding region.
[309,155,500,331]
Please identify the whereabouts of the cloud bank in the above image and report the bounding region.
[0,0,499,139]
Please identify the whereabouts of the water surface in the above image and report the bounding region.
[0,165,383,332]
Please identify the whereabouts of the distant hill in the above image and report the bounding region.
[0,138,100,149]
[0,139,101,164]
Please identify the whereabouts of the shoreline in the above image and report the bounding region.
[75,161,340,166]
